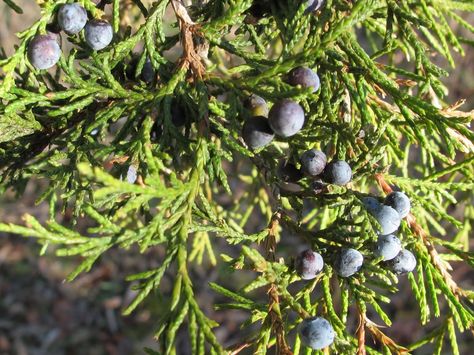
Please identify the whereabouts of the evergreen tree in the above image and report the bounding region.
[1,0,473,354]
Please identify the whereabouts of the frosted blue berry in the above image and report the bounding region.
[298,317,335,350]
[374,234,401,261]
[372,205,401,235]
[242,116,274,149]
[58,4,88,34]
[287,67,320,93]
[306,0,325,12]
[278,161,303,183]
[245,94,269,117]
[322,160,352,185]
[385,191,411,218]
[268,99,305,137]
[300,149,326,176]
[27,34,61,70]
[85,19,113,50]
[362,196,381,214]
[295,249,324,280]
[388,249,417,274]
[335,248,363,277]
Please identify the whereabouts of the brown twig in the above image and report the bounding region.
[262,212,293,355]
[357,306,367,355]
[365,318,409,354]
[228,342,252,355]
[171,0,206,80]
[265,212,280,262]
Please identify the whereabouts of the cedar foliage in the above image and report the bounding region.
[1,0,473,354]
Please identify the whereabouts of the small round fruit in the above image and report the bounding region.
[27,34,61,70]
[362,196,381,214]
[300,149,327,176]
[268,99,305,137]
[242,116,274,149]
[85,19,113,50]
[322,160,352,185]
[306,0,325,12]
[141,57,155,83]
[295,249,324,280]
[126,56,155,83]
[245,94,269,117]
[58,3,88,34]
[335,248,363,277]
[278,161,303,183]
[298,317,335,350]
[385,191,411,218]
[388,249,417,274]
[374,234,401,261]
[287,67,320,93]
[372,205,401,235]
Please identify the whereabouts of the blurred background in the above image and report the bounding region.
[0,1,473,354]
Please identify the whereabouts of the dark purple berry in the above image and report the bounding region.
[287,67,320,93]
[27,34,61,70]
[298,317,335,350]
[141,57,155,83]
[242,116,274,149]
[268,99,305,137]
[362,196,381,214]
[295,249,324,280]
[385,191,411,218]
[388,249,416,274]
[322,160,352,185]
[371,205,401,235]
[300,149,327,176]
[335,248,363,277]
[374,234,401,261]
[85,19,113,50]
[245,94,269,117]
[58,3,87,34]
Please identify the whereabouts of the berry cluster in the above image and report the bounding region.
[249,82,417,350]
[241,66,360,350]
[293,192,415,349]
[363,191,416,274]
[242,66,318,149]
[242,67,353,189]
[27,3,113,70]
[293,250,335,350]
